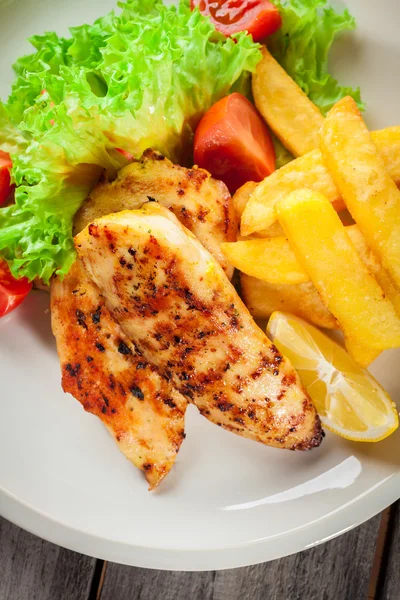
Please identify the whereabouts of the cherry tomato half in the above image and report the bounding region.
[194,93,276,194]
[191,0,282,41]
[0,151,13,206]
[0,259,32,318]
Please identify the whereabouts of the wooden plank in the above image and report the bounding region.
[100,515,382,600]
[379,501,400,600]
[100,565,215,600]
[368,508,392,600]
[0,516,97,600]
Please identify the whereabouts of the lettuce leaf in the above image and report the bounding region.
[0,0,261,283]
[270,0,363,115]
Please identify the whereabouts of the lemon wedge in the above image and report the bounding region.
[267,312,399,442]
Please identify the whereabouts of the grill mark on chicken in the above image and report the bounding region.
[51,260,187,489]
[76,204,323,451]
[73,149,237,277]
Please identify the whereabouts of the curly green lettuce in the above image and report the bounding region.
[270,0,363,116]
[0,0,261,283]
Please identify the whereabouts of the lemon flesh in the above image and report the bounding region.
[267,312,398,442]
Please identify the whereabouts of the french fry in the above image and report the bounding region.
[321,97,400,291]
[241,126,400,236]
[346,226,400,317]
[371,126,400,180]
[221,237,309,285]
[276,189,400,351]
[344,339,382,369]
[252,47,324,157]
[234,182,284,239]
[233,182,258,221]
[241,274,338,330]
[241,149,337,235]
[233,226,400,317]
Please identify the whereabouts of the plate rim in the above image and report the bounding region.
[1,473,399,570]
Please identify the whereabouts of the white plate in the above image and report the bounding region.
[0,0,399,571]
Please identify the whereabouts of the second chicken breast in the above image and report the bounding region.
[73,149,237,278]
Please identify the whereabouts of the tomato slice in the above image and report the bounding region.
[194,93,276,194]
[191,0,282,41]
[0,150,12,206]
[0,259,32,318]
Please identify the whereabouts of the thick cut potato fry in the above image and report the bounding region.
[346,226,400,317]
[372,126,400,179]
[344,339,382,369]
[252,47,324,157]
[239,226,400,317]
[234,182,284,239]
[276,189,400,350]
[233,181,258,220]
[321,97,400,291]
[241,149,337,235]
[221,237,309,285]
[241,274,338,330]
[241,126,400,236]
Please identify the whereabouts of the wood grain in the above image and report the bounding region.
[100,515,382,600]
[379,501,400,600]
[0,516,97,600]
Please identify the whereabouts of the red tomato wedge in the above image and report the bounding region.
[191,0,282,41]
[0,150,13,206]
[0,259,32,318]
[194,93,276,194]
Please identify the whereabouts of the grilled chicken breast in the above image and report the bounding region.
[76,204,323,450]
[73,149,237,278]
[51,260,187,489]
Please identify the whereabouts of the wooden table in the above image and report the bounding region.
[0,503,399,600]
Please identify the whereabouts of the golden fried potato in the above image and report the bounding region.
[241,149,335,235]
[241,273,338,330]
[234,225,400,317]
[233,182,284,239]
[241,126,400,237]
[346,226,400,317]
[233,182,258,221]
[371,126,400,179]
[221,237,308,285]
[276,189,400,351]
[344,339,382,369]
[252,47,324,157]
[321,97,400,291]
